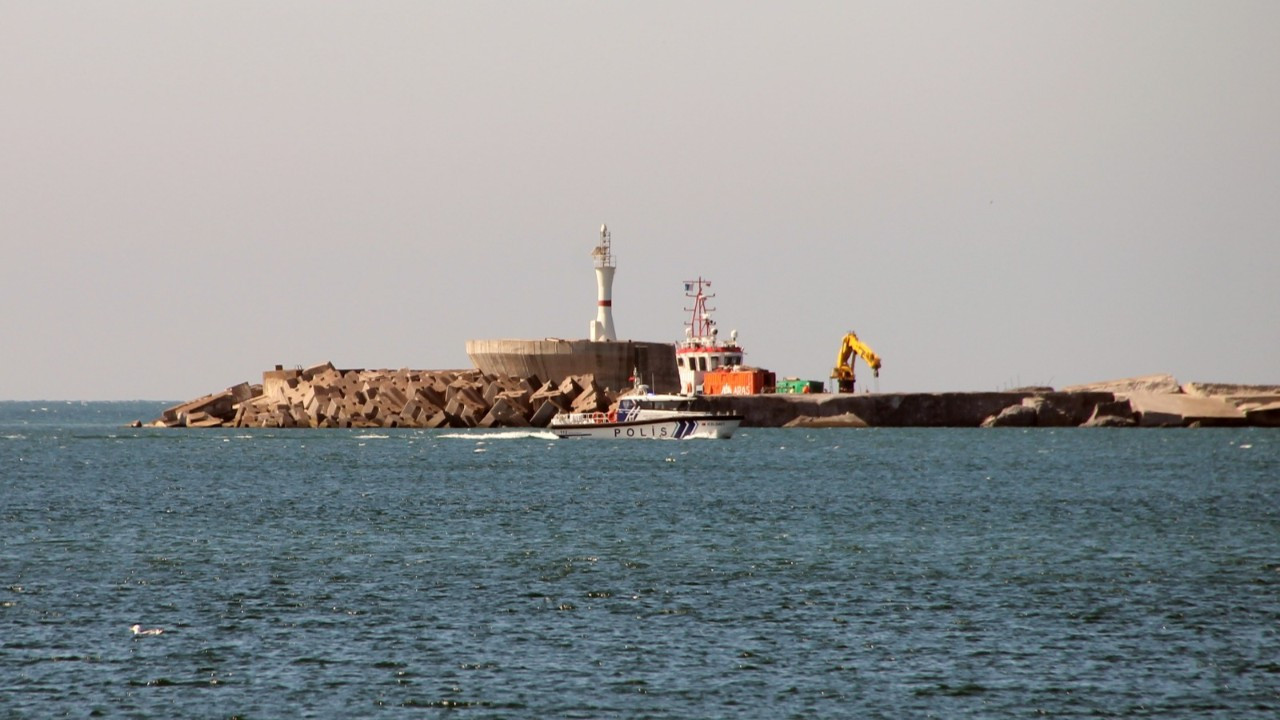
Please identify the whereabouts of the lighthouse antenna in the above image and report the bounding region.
[592,224,614,268]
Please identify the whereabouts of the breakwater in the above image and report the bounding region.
[151,365,1280,429]
[153,362,614,429]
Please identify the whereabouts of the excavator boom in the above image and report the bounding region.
[830,331,882,393]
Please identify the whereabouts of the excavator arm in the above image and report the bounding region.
[830,331,882,393]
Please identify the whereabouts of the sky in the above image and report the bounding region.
[2,1,1278,400]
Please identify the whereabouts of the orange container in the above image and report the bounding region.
[702,368,776,395]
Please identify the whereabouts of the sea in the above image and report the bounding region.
[1,401,1277,719]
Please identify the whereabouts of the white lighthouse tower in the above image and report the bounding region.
[588,223,617,341]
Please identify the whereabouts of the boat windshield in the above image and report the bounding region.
[624,397,705,412]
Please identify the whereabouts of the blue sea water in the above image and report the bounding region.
[1,401,1277,718]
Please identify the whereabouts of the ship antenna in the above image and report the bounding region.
[683,277,716,343]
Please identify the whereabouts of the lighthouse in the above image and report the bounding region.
[466,221,680,393]
[589,223,617,341]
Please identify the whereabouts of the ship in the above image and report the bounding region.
[675,277,747,395]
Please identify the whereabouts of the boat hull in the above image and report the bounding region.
[551,415,742,440]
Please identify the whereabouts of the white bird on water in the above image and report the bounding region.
[130,624,164,636]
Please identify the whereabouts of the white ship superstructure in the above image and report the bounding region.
[675,277,744,395]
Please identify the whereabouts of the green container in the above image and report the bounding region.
[776,378,824,394]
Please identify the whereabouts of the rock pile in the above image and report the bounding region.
[153,362,616,429]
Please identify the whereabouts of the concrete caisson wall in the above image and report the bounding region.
[466,339,679,393]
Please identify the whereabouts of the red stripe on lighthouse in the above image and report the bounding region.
[598,300,612,306]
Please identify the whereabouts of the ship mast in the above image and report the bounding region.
[683,277,716,345]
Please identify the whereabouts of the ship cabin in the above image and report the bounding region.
[676,344,744,395]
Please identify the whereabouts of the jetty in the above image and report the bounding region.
[151,367,1280,430]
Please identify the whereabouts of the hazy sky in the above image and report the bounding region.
[3,1,1277,400]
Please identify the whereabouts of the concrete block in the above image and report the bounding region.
[483,398,531,427]
[1125,392,1248,427]
[1087,399,1135,423]
[382,385,408,409]
[330,396,348,416]
[1022,397,1073,427]
[784,412,868,428]
[341,371,363,393]
[301,361,336,381]
[571,389,608,414]
[454,386,489,415]
[1182,382,1280,398]
[401,400,423,422]
[228,382,256,404]
[417,386,446,410]
[981,404,1038,428]
[558,377,583,400]
[445,397,464,418]
[496,390,532,416]
[164,389,238,425]
[313,369,342,387]
[1080,412,1136,428]
[378,397,401,422]
[1063,374,1183,395]
[1245,401,1280,427]
[529,399,561,427]
[483,380,501,405]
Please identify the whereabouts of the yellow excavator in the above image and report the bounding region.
[831,331,882,393]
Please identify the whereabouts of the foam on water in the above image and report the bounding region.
[436,430,559,441]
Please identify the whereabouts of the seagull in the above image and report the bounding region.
[130,624,164,636]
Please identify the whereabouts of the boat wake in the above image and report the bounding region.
[436,431,559,441]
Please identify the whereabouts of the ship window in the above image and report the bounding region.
[698,357,707,371]
[710,357,720,369]
[677,357,685,368]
